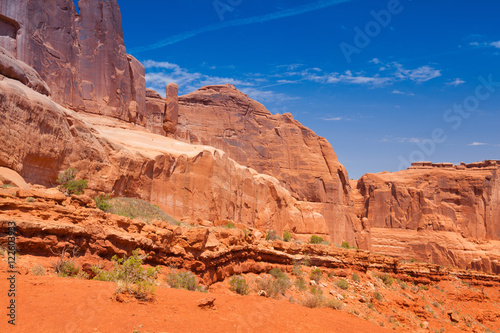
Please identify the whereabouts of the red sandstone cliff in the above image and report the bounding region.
[353,162,500,273]
[0,0,145,122]
[173,84,366,247]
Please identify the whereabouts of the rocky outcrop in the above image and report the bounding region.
[145,88,166,135]
[0,76,350,242]
[0,46,50,96]
[354,163,500,272]
[0,0,145,121]
[164,83,179,135]
[2,187,499,283]
[173,84,364,247]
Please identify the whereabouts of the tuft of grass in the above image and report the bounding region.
[224,221,235,229]
[292,263,303,277]
[1,184,15,189]
[229,275,249,295]
[341,241,350,249]
[310,268,322,283]
[265,229,280,241]
[94,193,112,211]
[106,197,180,225]
[351,273,360,282]
[257,269,291,298]
[302,287,324,308]
[378,273,394,286]
[295,278,307,291]
[373,290,383,301]
[166,270,198,291]
[283,230,291,242]
[310,235,324,244]
[302,254,311,267]
[56,261,81,277]
[336,279,349,290]
[26,197,35,203]
[324,298,344,310]
[31,264,46,276]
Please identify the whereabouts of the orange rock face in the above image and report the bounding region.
[0,0,145,121]
[354,162,500,272]
[174,84,364,246]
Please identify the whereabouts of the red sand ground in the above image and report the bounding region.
[0,258,389,333]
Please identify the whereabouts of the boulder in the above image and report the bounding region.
[0,167,29,189]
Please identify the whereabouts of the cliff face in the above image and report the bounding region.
[0,0,145,122]
[354,162,500,272]
[174,84,367,247]
[0,76,354,245]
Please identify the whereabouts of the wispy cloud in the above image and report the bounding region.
[447,78,466,86]
[468,40,500,49]
[381,136,423,143]
[392,90,415,96]
[279,61,442,87]
[467,142,488,146]
[143,60,294,105]
[130,0,354,53]
[320,116,351,121]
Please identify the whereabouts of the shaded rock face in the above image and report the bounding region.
[175,84,365,247]
[0,0,145,122]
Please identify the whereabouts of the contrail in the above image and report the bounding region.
[130,0,354,54]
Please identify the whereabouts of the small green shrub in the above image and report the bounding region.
[324,298,344,310]
[310,268,322,283]
[341,241,350,249]
[294,278,307,291]
[106,197,180,225]
[283,230,291,242]
[302,286,324,308]
[26,197,35,203]
[57,168,87,195]
[31,264,46,276]
[224,221,235,229]
[351,273,360,282]
[166,271,197,291]
[378,273,394,286]
[373,290,383,301]
[292,263,303,277]
[265,229,279,241]
[93,249,160,300]
[336,279,349,290]
[310,235,324,244]
[420,284,428,291]
[257,269,291,298]
[229,275,249,295]
[56,261,81,277]
[94,193,112,211]
[302,254,311,267]
[1,184,14,189]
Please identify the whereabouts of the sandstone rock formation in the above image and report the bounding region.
[145,88,166,135]
[0,0,145,121]
[0,76,353,245]
[173,84,364,247]
[164,82,179,135]
[354,162,500,272]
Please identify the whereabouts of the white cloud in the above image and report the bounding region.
[490,41,500,48]
[381,136,423,143]
[320,116,350,121]
[144,60,294,104]
[369,58,381,64]
[392,90,415,96]
[290,62,441,87]
[468,142,488,146]
[393,63,441,83]
[447,78,465,86]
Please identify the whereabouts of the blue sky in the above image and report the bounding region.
[92,0,499,178]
